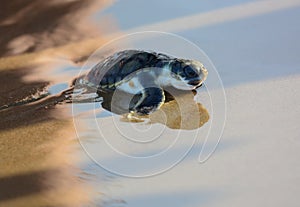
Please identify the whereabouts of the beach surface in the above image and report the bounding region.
[1,0,300,207]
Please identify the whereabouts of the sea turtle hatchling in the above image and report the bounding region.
[78,50,208,115]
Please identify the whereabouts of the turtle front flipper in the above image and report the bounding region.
[129,87,165,115]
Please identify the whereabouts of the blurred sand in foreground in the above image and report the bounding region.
[0,0,117,206]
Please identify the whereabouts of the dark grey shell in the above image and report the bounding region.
[84,50,173,92]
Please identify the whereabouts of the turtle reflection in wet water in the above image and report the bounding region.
[73,50,209,129]
[110,88,209,130]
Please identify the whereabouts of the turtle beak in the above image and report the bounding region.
[193,83,203,89]
[197,83,203,88]
[189,79,202,86]
[188,79,203,90]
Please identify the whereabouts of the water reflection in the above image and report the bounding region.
[115,89,209,130]
[148,92,209,130]
[73,74,209,130]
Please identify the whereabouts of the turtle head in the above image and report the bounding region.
[170,59,208,90]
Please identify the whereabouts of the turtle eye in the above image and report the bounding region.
[171,61,181,74]
[183,66,197,78]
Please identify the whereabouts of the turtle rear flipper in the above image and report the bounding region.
[130,87,165,115]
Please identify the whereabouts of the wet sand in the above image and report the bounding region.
[0,66,92,206]
[0,0,115,206]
